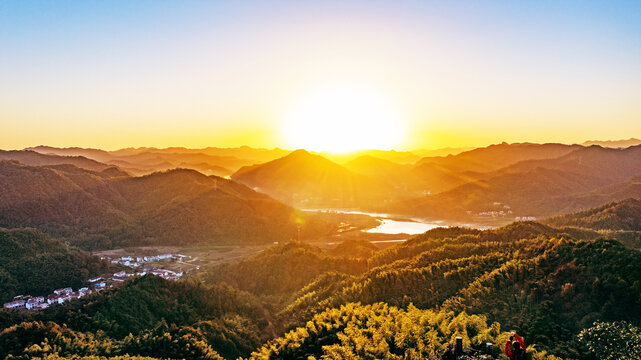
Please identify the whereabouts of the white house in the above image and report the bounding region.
[54,287,73,295]
[25,296,44,309]
[3,300,25,309]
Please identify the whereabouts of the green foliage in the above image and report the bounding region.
[274,223,641,359]
[252,302,543,359]
[546,198,641,231]
[4,215,641,359]
[0,320,223,360]
[0,227,111,302]
[328,239,379,259]
[0,276,266,359]
[206,241,367,298]
[0,161,336,250]
[578,321,641,360]
[120,322,223,359]
[543,198,641,249]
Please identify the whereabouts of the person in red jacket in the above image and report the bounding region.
[504,332,526,360]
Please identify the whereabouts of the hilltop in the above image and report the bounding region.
[232,149,394,207]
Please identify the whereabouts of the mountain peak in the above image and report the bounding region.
[288,148,311,156]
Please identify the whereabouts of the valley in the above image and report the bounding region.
[2,142,641,360]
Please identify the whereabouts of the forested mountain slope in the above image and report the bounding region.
[271,224,641,359]
[545,198,641,231]
[0,227,112,303]
[391,145,641,221]
[0,161,327,249]
[0,276,267,359]
[3,183,641,359]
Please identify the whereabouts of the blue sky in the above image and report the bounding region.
[1,1,640,150]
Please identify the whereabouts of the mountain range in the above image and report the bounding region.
[2,140,641,359]
[26,145,292,177]
[391,144,641,222]
[15,141,641,225]
[0,157,321,249]
[581,137,641,148]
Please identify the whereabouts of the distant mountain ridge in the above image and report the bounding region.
[415,142,582,173]
[389,144,641,222]
[17,141,641,225]
[26,145,444,177]
[0,149,117,173]
[231,142,591,208]
[26,145,264,177]
[582,138,641,148]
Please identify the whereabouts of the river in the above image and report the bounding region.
[304,209,448,235]
[365,218,442,234]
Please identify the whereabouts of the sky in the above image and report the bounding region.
[1,0,640,151]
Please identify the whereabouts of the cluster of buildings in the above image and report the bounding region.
[104,254,190,268]
[110,268,183,282]
[515,216,537,221]
[147,269,183,280]
[4,253,189,311]
[106,253,187,281]
[3,282,107,311]
[4,259,185,311]
[476,203,514,218]
[478,210,513,217]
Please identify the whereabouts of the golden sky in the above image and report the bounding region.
[1,1,640,152]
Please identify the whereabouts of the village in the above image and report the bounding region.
[3,253,188,311]
[473,202,536,221]
[104,253,192,270]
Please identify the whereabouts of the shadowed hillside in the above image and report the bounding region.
[391,145,641,222]
[545,198,641,231]
[415,142,581,173]
[0,227,112,303]
[0,161,329,249]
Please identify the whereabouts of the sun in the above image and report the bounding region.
[282,82,405,153]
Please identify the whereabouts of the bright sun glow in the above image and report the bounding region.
[283,83,405,153]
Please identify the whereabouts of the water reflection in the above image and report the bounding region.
[365,219,441,235]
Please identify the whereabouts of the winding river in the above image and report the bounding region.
[304,209,447,235]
